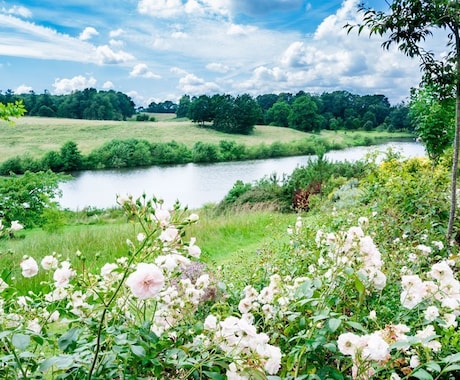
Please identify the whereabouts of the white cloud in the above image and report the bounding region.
[177,72,220,95]
[109,28,124,38]
[2,5,32,18]
[206,62,230,73]
[102,81,114,89]
[137,0,183,18]
[227,23,257,36]
[109,39,124,47]
[14,84,33,94]
[52,75,97,95]
[95,45,134,64]
[130,63,161,78]
[79,26,99,41]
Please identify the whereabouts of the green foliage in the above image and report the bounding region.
[0,100,26,123]
[135,113,150,121]
[192,141,220,162]
[0,171,65,228]
[410,86,455,161]
[60,141,83,171]
[288,95,325,132]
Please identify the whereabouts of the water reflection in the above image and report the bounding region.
[59,141,425,210]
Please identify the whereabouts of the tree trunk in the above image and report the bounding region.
[447,30,460,244]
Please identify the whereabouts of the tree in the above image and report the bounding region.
[348,0,460,241]
[410,85,455,161]
[189,95,213,126]
[60,141,83,172]
[288,95,324,132]
[176,95,191,118]
[266,101,291,127]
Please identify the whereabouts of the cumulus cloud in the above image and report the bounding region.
[176,72,220,95]
[2,5,32,18]
[102,81,114,89]
[14,84,33,94]
[79,26,99,41]
[206,62,230,73]
[130,63,161,78]
[52,75,97,95]
[137,0,229,18]
[109,28,124,38]
[227,23,257,36]
[95,45,134,64]
[237,0,422,103]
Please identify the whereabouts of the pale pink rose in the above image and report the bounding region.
[203,314,217,330]
[53,261,75,287]
[153,208,170,226]
[159,226,179,242]
[20,257,39,278]
[41,255,58,270]
[126,263,164,299]
[187,237,201,258]
[337,332,362,356]
[10,220,24,232]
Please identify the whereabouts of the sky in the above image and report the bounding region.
[0,0,444,107]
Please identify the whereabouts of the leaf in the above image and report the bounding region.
[345,321,367,333]
[425,361,441,373]
[443,353,460,363]
[202,371,226,380]
[130,345,146,358]
[58,327,80,352]
[327,318,342,333]
[411,368,433,380]
[12,333,30,350]
[443,364,460,373]
[39,355,74,372]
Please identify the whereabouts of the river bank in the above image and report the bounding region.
[59,141,425,211]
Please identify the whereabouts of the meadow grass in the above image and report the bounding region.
[0,207,294,293]
[0,115,411,163]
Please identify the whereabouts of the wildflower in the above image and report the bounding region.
[153,207,170,226]
[10,220,24,232]
[424,306,439,322]
[295,216,302,233]
[188,213,199,222]
[53,261,75,288]
[432,240,444,250]
[27,318,42,334]
[204,314,217,330]
[20,257,39,278]
[41,255,58,270]
[137,233,146,242]
[159,226,179,242]
[416,244,432,255]
[337,332,362,356]
[126,263,164,299]
[100,263,119,280]
[362,332,390,361]
[428,261,454,282]
[368,310,377,321]
[409,355,420,368]
[187,237,201,258]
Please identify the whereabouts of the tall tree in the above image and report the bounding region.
[347,0,460,242]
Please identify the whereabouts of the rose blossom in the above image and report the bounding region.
[126,263,165,299]
[20,257,39,278]
[53,261,75,287]
[41,255,58,270]
[10,220,24,232]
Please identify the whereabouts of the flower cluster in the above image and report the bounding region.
[315,219,387,292]
[400,260,459,325]
[194,313,282,379]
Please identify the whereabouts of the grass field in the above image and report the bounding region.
[0,114,411,164]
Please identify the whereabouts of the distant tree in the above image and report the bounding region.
[288,95,324,132]
[266,101,291,127]
[176,95,191,118]
[60,141,83,172]
[189,95,213,126]
[233,94,261,134]
[348,0,460,240]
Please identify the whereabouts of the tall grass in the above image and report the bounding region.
[0,208,294,293]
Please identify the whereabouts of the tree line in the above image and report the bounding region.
[1,88,411,133]
[0,88,136,120]
[176,90,411,134]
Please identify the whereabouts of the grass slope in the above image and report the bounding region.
[0,115,411,163]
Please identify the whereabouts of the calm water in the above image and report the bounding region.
[59,141,426,210]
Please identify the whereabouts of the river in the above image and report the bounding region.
[58,141,426,210]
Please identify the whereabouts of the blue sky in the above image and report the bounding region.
[0,0,436,107]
